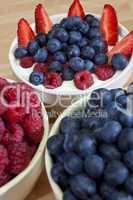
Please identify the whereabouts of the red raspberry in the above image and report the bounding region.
[0,171,11,187]
[28,143,37,157]
[45,72,63,89]
[0,145,9,175]
[74,70,94,90]
[1,130,11,146]
[8,124,24,143]
[29,93,42,113]
[95,64,115,80]
[20,56,34,68]
[0,77,8,91]
[23,109,43,144]
[0,118,6,142]
[7,142,31,175]
[0,100,7,116]
[5,106,26,124]
[4,84,17,102]
[33,63,48,74]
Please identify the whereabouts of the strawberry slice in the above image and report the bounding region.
[108,31,133,58]
[17,18,35,47]
[100,4,118,46]
[35,4,53,34]
[68,0,85,19]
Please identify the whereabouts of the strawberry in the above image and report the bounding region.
[68,0,85,19]
[108,31,133,59]
[35,4,53,34]
[95,64,115,81]
[17,18,35,47]
[100,4,118,45]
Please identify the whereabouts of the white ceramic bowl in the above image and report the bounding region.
[9,13,133,105]
[0,79,49,200]
[45,94,94,200]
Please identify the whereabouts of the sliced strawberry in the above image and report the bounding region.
[108,31,133,58]
[100,4,118,46]
[17,18,35,47]
[68,0,85,19]
[35,4,53,34]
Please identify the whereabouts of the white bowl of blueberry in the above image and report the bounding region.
[46,82,133,200]
[9,0,133,104]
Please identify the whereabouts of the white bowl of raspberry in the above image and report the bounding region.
[9,2,133,106]
[0,77,49,200]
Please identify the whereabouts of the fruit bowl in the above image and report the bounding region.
[9,13,133,105]
[45,83,133,200]
[0,78,49,200]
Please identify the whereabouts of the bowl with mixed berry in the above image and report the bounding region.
[0,77,49,200]
[46,82,133,200]
[9,0,133,104]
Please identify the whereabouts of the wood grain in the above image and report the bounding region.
[0,0,133,199]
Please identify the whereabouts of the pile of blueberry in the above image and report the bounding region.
[47,83,133,200]
[14,15,129,90]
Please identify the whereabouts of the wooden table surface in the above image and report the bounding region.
[0,0,133,199]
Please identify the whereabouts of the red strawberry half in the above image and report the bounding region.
[108,31,133,59]
[17,18,35,47]
[100,4,118,45]
[68,0,85,19]
[35,4,53,34]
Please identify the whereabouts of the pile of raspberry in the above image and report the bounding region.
[0,77,44,187]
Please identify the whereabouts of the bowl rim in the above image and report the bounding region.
[9,13,133,96]
[0,79,49,196]
[45,94,92,200]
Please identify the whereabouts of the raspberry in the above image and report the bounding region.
[20,56,34,68]
[0,171,11,187]
[29,94,41,113]
[0,145,9,175]
[45,72,63,89]
[7,142,31,175]
[28,143,37,157]
[95,65,115,80]
[74,70,94,90]
[0,100,7,116]
[0,77,8,91]
[4,84,17,102]
[23,109,43,144]
[5,106,25,124]
[8,124,24,143]
[1,130,10,146]
[0,118,6,142]
[33,63,48,74]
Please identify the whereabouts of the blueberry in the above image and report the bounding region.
[99,120,122,143]
[111,88,126,100]
[99,88,113,106]
[55,28,69,42]
[85,154,105,178]
[111,53,129,70]
[125,175,133,195]
[62,16,82,30]
[106,102,120,120]
[78,21,90,34]
[63,153,83,175]
[90,18,100,28]
[109,192,133,200]
[124,150,133,172]
[62,43,68,51]
[27,40,40,56]
[85,14,95,24]
[69,174,96,199]
[90,38,108,53]
[34,48,48,63]
[118,112,133,127]
[35,32,46,47]
[94,53,108,65]
[47,26,59,40]
[47,134,64,156]
[51,163,68,189]
[99,144,121,161]
[60,117,80,135]
[116,94,128,108]
[118,128,133,151]
[81,46,95,59]
[81,117,102,130]
[77,38,89,48]
[14,47,28,59]
[67,45,80,58]
[104,160,129,186]
[63,68,75,80]
[84,60,95,72]
[69,31,82,44]
[63,191,77,200]
[49,61,62,72]
[69,57,84,71]
[100,183,117,199]
[63,131,79,152]
[88,28,102,39]
[29,71,44,86]
[47,39,61,53]
[53,51,66,64]
[76,134,96,158]
[91,195,102,200]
